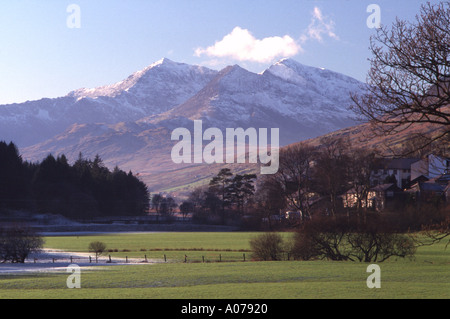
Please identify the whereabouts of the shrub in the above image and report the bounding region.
[88,241,107,262]
[290,216,353,261]
[290,215,417,262]
[0,224,44,263]
[249,233,284,261]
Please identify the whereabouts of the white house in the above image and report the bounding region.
[411,154,450,180]
[371,158,420,189]
[342,183,401,211]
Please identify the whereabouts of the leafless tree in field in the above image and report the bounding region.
[0,224,44,263]
[88,241,107,263]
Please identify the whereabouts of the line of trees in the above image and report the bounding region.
[151,193,178,222]
[257,138,388,223]
[249,215,419,263]
[0,141,150,219]
[181,130,448,233]
[180,168,257,225]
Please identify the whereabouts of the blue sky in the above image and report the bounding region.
[0,0,442,104]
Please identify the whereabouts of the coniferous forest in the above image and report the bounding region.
[0,141,150,219]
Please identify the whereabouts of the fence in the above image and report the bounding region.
[29,255,153,264]
[28,250,296,264]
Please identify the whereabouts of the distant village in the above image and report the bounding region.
[269,152,449,227]
[0,138,448,232]
[343,154,449,212]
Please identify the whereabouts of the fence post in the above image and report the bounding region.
[202,256,204,263]
[219,254,221,262]
[89,256,92,263]
[164,254,167,263]
[243,253,245,262]
[145,255,147,262]
[109,255,112,263]
[126,256,128,263]
[184,255,187,263]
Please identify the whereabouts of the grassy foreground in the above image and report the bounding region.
[43,232,274,262]
[0,232,448,299]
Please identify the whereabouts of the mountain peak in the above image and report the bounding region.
[221,64,249,74]
[2,57,365,150]
[270,58,321,74]
[147,57,178,69]
[67,58,217,100]
[276,57,296,65]
[265,58,361,88]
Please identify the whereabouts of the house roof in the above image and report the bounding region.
[405,175,429,189]
[371,183,399,192]
[343,183,399,195]
[419,182,445,192]
[378,158,421,170]
[436,174,450,184]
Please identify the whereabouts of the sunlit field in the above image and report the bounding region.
[0,232,448,299]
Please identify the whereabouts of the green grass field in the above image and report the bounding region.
[43,232,277,262]
[0,232,449,299]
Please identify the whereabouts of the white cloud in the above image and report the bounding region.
[194,7,338,64]
[194,27,302,63]
[301,7,339,43]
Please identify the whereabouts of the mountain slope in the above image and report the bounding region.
[16,58,367,195]
[142,58,364,145]
[0,58,217,147]
[296,116,449,158]
[21,120,260,195]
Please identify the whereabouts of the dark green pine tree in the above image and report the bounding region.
[0,141,33,212]
[208,168,234,223]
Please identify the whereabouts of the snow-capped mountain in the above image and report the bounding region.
[67,58,218,111]
[1,57,366,193]
[0,58,217,146]
[143,58,363,145]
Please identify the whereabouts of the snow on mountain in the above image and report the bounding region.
[0,58,217,147]
[144,58,365,145]
[4,57,367,193]
[68,58,217,104]
[265,58,364,106]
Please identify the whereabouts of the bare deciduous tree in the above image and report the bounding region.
[351,2,450,154]
[313,137,351,217]
[290,215,416,262]
[88,241,107,263]
[271,144,316,219]
[254,176,287,230]
[0,224,44,263]
[345,148,381,217]
[250,232,285,261]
